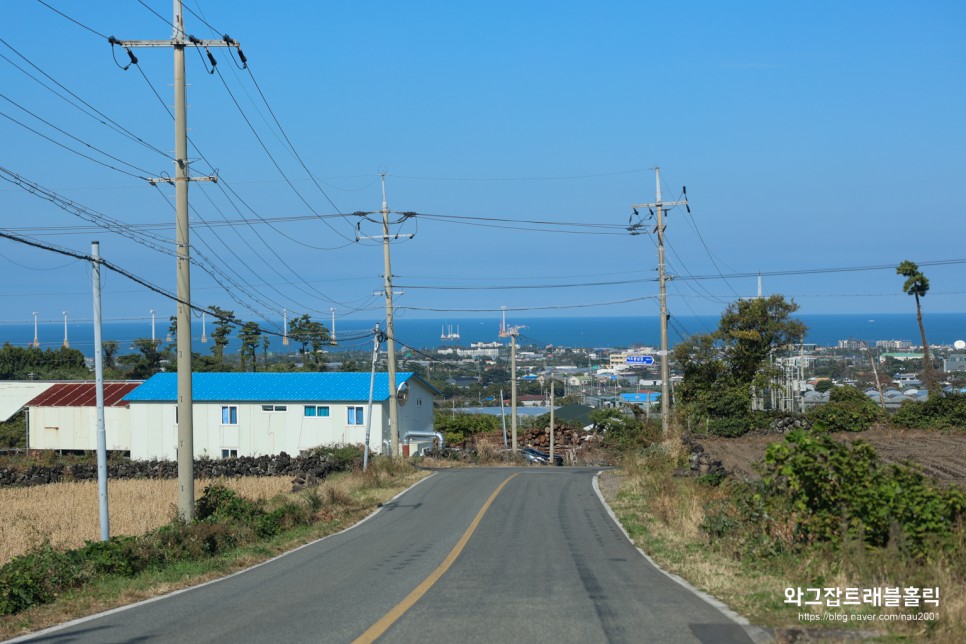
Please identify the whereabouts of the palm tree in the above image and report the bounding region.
[896,260,938,394]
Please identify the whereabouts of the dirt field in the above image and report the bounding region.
[692,426,966,488]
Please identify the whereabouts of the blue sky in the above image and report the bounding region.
[1,1,964,338]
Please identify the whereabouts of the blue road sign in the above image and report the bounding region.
[625,355,654,365]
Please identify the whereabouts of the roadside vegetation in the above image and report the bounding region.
[609,291,966,642]
[0,452,427,640]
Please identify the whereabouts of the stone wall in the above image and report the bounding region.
[0,452,349,488]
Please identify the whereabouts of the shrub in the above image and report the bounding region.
[806,384,883,432]
[195,484,257,522]
[893,392,966,429]
[0,544,78,615]
[760,429,963,558]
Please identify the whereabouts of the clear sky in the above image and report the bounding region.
[1,1,964,338]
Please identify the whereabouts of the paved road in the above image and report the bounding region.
[15,468,758,643]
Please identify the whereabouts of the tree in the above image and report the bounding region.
[718,295,807,385]
[671,295,807,437]
[238,322,261,372]
[896,260,938,394]
[208,306,236,365]
[117,338,168,379]
[288,314,330,370]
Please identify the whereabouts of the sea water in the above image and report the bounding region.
[1,313,963,357]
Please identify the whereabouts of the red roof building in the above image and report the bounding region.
[26,381,142,452]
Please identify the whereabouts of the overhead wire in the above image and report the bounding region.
[36,0,369,320]
[0,93,158,179]
[0,226,343,343]
[212,66,356,244]
[0,39,171,159]
[127,36,375,313]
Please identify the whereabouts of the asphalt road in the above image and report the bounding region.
[15,468,758,644]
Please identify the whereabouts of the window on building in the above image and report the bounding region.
[261,404,288,412]
[221,405,238,425]
[347,406,364,425]
[221,449,238,459]
[303,405,330,417]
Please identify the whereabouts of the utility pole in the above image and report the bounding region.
[62,311,69,348]
[115,1,240,520]
[632,167,688,437]
[549,367,555,465]
[31,312,39,347]
[509,327,519,452]
[381,175,400,458]
[91,241,109,541]
[357,175,412,457]
[499,308,524,454]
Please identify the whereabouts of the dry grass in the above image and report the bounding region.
[0,477,292,564]
[0,463,430,640]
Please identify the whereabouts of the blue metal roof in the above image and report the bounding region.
[123,372,422,403]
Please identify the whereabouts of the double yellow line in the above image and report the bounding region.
[353,473,518,643]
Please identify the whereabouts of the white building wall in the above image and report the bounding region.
[129,400,394,460]
[28,406,132,451]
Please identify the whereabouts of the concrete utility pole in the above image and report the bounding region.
[549,368,555,464]
[91,241,109,541]
[632,167,688,437]
[62,311,69,348]
[357,175,413,457]
[116,1,239,520]
[381,176,400,458]
[509,327,519,452]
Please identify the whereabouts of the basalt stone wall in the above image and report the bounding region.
[0,452,350,488]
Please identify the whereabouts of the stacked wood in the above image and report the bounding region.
[521,425,596,449]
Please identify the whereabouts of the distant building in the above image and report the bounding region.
[457,342,502,359]
[893,373,922,387]
[837,339,863,350]
[608,349,658,370]
[876,340,913,350]
[944,354,966,373]
[879,352,925,363]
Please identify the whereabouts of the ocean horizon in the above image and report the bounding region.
[1,313,963,358]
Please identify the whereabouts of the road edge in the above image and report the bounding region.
[5,473,437,644]
[592,470,775,644]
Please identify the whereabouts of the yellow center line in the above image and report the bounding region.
[353,473,519,643]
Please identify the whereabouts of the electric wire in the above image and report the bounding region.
[0,40,171,159]
[39,0,367,317]
[397,296,657,314]
[0,110,151,181]
[213,66,355,244]
[0,226,341,342]
[35,0,108,39]
[130,53,375,313]
[0,93,159,179]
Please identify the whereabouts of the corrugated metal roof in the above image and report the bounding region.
[26,382,142,408]
[123,372,425,403]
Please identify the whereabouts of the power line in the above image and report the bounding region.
[397,296,657,313]
[35,0,108,39]
[0,39,171,159]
